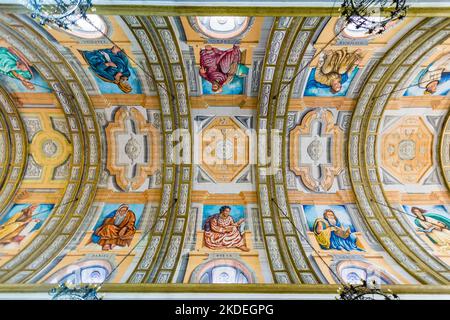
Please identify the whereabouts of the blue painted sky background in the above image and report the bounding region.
[404,71,450,96]
[92,203,145,232]
[202,205,245,227]
[201,64,248,95]
[303,205,356,232]
[0,66,51,93]
[402,205,449,224]
[89,66,142,94]
[304,67,358,97]
[0,204,54,232]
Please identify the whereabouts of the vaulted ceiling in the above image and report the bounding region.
[0,4,449,296]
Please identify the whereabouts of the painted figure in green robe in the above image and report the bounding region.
[0,47,34,90]
[411,207,450,252]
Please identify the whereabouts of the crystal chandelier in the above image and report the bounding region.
[340,0,408,34]
[49,282,102,300]
[337,280,399,300]
[26,0,93,28]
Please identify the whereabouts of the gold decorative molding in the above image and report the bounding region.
[29,131,70,166]
[0,86,28,216]
[123,16,193,284]
[0,283,448,294]
[94,189,161,202]
[90,94,160,109]
[190,96,256,109]
[191,96,359,110]
[385,96,450,110]
[2,3,450,17]
[12,92,59,106]
[14,190,63,204]
[287,190,355,204]
[257,16,324,284]
[289,96,450,111]
[191,191,257,205]
[20,109,72,188]
[438,97,450,194]
[0,14,101,283]
[288,97,356,111]
[384,191,450,204]
[93,6,450,18]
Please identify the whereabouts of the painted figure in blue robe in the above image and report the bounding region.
[305,47,362,96]
[80,45,132,93]
[411,207,450,251]
[313,209,364,251]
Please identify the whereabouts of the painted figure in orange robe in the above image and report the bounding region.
[203,206,249,251]
[93,204,136,251]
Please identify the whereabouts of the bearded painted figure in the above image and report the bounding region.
[80,46,132,93]
[313,209,364,251]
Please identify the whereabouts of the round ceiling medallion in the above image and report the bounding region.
[61,14,107,39]
[190,16,253,40]
[30,131,71,166]
[338,17,398,39]
[42,139,58,157]
[398,139,416,160]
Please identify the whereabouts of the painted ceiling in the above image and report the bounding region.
[0,7,449,294]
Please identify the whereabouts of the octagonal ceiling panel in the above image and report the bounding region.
[381,116,433,184]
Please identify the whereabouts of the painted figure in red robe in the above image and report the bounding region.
[203,205,249,251]
[199,45,242,93]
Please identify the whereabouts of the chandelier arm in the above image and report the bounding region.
[341,0,408,33]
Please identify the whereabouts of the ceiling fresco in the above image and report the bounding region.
[0,8,448,293]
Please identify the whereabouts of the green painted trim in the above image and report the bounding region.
[1,4,450,17]
[255,17,304,284]
[265,17,325,284]
[0,283,449,294]
[148,16,194,284]
[266,17,306,284]
[438,100,450,193]
[122,16,177,284]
